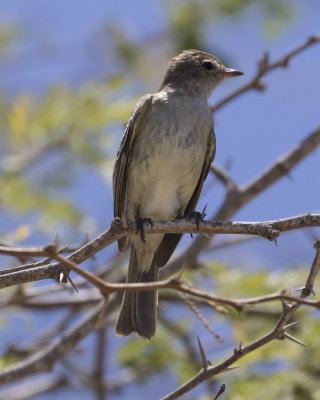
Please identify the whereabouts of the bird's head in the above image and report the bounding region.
[160,49,243,97]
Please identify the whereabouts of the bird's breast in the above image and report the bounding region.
[127,94,213,220]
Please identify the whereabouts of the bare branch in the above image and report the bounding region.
[1,212,320,290]
[210,35,320,112]
[6,248,320,316]
[300,239,320,296]
[160,238,320,399]
[213,384,226,400]
[0,376,67,400]
[0,295,120,385]
[93,329,107,400]
[184,295,223,342]
[0,245,55,258]
[210,164,238,192]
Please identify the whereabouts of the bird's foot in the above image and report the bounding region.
[135,216,153,243]
[188,211,204,230]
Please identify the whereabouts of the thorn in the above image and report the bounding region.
[263,50,269,66]
[66,275,79,293]
[201,204,207,219]
[308,35,319,44]
[84,233,90,244]
[284,321,302,331]
[59,272,65,283]
[197,336,209,370]
[258,52,268,71]
[283,333,306,347]
[281,300,292,312]
[254,80,266,91]
[297,286,315,297]
[225,365,239,371]
[213,383,226,400]
[233,342,242,356]
[43,243,58,257]
[280,57,290,68]
[54,233,59,245]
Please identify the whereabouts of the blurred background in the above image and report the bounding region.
[0,0,319,399]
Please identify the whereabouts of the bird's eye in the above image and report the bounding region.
[202,61,214,71]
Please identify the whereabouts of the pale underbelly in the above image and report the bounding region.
[127,144,206,220]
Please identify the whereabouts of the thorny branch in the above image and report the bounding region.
[160,238,320,400]
[0,295,121,385]
[0,235,320,390]
[1,212,320,289]
[6,242,320,312]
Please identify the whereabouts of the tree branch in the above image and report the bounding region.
[0,295,120,385]
[210,35,320,112]
[160,238,320,400]
[1,237,319,388]
[0,376,68,400]
[1,212,320,289]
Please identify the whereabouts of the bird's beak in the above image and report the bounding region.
[223,68,244,78]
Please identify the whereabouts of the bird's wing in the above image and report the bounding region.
[184,126,216,214]
[113,94,153,251]
[154,126,216,268]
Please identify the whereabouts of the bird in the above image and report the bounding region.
[113,49,243,339]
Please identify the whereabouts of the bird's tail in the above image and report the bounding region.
[115,248,158,340]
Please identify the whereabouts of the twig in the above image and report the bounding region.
[210,35,320,112]
[20,247,320,315]
[183,295,223,342]
[7,288,102,309]
[0,295,120,385]
[301,238,320,297]
[93,329,107,400]
[0,245,52,258]
[0,376,67,400]
[213,384,226,400]
[210,164,237,192]
[160,238,320,399]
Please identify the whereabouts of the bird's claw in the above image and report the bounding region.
[135,216,153,243]
[188,211,203,229]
